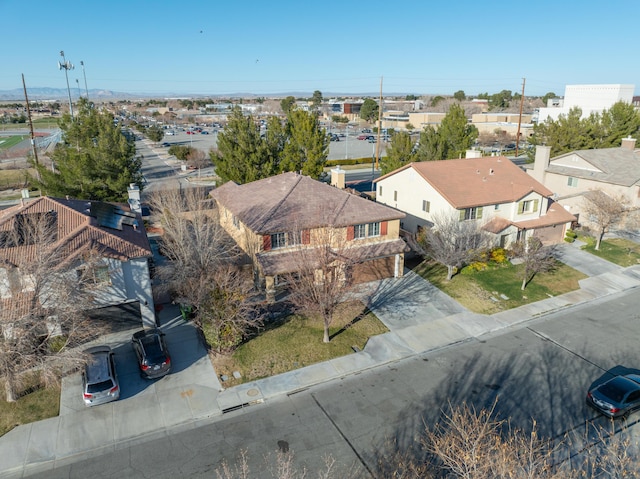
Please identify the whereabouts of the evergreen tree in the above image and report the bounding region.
[381,131,416,175]
[280,108,329,179]
[32,98,142,202]
[415,104,477,161]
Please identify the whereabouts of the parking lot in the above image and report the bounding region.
[157,127,387,161]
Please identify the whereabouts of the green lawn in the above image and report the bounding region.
[579,236,640,267]
[212,301,388,386]
[415,260,587,314]
[0,135,28,150]
[0,382,60,437]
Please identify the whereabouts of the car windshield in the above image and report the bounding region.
[599,380,629,403]
[87,379,114,393]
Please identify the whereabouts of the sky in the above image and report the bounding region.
[2,0,639,98]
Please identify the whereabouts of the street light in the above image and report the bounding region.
[58,50,74,120]
[75,79,82,99]
[80,61,89,101]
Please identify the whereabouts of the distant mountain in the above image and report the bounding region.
[0,87,411,101]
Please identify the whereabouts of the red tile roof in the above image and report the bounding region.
[0,197,151,267]
[210,172,405,234]
[376,157,553,209]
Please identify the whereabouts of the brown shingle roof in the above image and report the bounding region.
[210,172,405,234]
[376,157,553,209]
[0,197,151,267]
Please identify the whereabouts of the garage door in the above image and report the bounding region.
[351,256,395,284]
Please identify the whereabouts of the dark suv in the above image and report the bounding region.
[82,345,120,407]
[132,329,172,379]
[587,374,640,419]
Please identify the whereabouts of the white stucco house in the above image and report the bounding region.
[374,156,576,247]
[0,196,155,328]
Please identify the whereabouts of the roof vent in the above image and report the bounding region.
[489,168,494,175]
[476,169,480,174]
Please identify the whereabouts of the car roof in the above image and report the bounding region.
[602,375,640,393]
[84,346,114,383]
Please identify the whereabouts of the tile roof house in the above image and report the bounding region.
[209,172,408,300]
[526,138,640,226]
[0,196,155,327]
[374,156,576,247]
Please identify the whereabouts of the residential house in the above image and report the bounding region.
[0,196,155,327]
[526,139,640,226]
[209,172,408,300]
[375,156,575,247]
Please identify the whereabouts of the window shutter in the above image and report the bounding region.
[381,221,388,235]
[533,199,539,213]
[459,210,465,221]
[262,234,271,251]
[302,229,310,245]
[347,225,355,241]
[518,201,524,214]
[477,207,483,219]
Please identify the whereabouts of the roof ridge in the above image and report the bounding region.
[255,173,303,232]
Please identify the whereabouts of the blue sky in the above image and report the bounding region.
[2,0,638,97]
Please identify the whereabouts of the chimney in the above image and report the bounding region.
[330,165,345,189]
[533,145,551,183]
[465,148,482,159]
[127,183,142,214]
[621,136,637,150]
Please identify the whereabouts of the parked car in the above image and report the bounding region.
[186,130,195,134]
[586,374,640,418]
[82,345,120,407]
[361,128,372,133]
[357,134,368,140]
[201,130,209,134]
[161,142,171,147]
[165,131,176,136]
[330,134,340,141]
[132,329,171,379]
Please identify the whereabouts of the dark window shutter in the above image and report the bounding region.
[302,229,310,245]
[347,225,355,241]
[381,221,388,235]
[263,234,271,251]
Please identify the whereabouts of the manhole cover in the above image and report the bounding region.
[247,388,260,397]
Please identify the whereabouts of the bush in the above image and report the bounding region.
[564,237,575,243]
[325,157,376,167]
[565,230,578,239]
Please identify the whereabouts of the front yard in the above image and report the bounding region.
[415,259,588,315]
[212,301,388,386]
[0,381,60,436]
[579,236,640,267]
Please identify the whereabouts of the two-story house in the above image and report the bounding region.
[209,172,408,300]
[526,139,640,226]
[0,196,155,328]
[375,156,575,247]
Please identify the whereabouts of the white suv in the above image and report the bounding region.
[82,345,120,407]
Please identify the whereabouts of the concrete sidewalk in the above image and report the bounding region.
[2,243,640,478]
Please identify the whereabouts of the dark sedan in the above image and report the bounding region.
[587,374,640,419]
[131,329,172,379]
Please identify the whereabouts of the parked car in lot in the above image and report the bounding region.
[330,134,340,141]
[132,329,171,379]
[201,130,209,134]
[587,373,640,418]
[361,128,372,133]
[82,345,120,407]
[161,142,171,147]
[357,134,368,140]
[186,130,195,134]
[165,130,176,136]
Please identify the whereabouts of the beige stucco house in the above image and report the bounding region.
[375,156,575,247]
[526,138,640,226]
[210,172,408,299]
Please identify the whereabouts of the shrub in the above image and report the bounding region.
[564,236,575,243]
[489,247,508,264]
[565,230,578,239]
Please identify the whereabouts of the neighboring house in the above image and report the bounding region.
[527,139,640,225]
[375,156,575,247]
[0,196,155,327]
[209,172,408,300]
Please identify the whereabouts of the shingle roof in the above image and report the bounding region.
[375,157,553,209]
[210,172,405,234]
[0,196,151,267]
[545,147,640,187]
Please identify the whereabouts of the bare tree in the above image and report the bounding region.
[147,187,259,351]
[284,227,357,344]
[582,190,634,250]
[418,213,492,281]
[186,148,212,170]
[510,237,557,290]
[0,212,101,401]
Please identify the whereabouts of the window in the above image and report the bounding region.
[287,231,301,246]
[522,200,532,212]
[270,232,286,249]
[567,177,578,187]
[518,199,539,215]
[78,264,110,285]
[494,204,500,211]
[393,190,398,201]
[378,185,383,196]
[460,207,483,221]
[353,222,381,239]
[422,200,430,213]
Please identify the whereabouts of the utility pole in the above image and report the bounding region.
[58,50,74,120]
[80,61,89,101]
[374,76,383,171]
[515,77,525,157]
[21,74,40,179]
